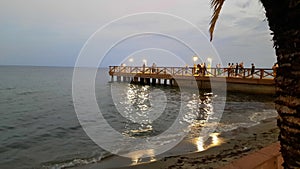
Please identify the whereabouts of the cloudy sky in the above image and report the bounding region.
[0,0,276,68]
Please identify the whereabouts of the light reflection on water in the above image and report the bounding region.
[194,133,224,152]
[125,149,156,165]
[184,92,214,123]
[126,85,150,112]
[196,136,205,151]
[116,84,166,117]
[110,82,221,158]
[96,79,276,167]
[112,83,171,137]
[112,83,216,139]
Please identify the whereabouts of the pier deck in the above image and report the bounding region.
[108,66,275,94]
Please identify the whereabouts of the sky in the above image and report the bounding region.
[0,0,276,68]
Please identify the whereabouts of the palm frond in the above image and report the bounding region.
[209,0,225,41]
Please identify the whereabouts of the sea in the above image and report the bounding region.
[0,66,277,169]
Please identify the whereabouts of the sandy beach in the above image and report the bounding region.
[72,116,279,169]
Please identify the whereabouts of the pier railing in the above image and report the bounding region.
[109,66,275,79]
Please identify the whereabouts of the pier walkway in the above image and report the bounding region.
[108,66,275,94]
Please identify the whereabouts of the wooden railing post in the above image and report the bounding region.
[214,68,216,77]
[260,69,264,79]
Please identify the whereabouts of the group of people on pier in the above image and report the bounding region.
[226,62,250,77]
[192,62,258,78]
[193,63,207,76]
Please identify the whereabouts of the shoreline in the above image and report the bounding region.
[71,117,279,169]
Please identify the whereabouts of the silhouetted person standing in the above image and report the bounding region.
[202,63,207,76]
[239,62,244,77]
[142,63,146,74]
[197,63,201,75]
[216,63,221,75]
[230,63,234,76]
[227,63,231,77]
[235,63,239,76]
[251,63,255,78]
[151,63,156,73]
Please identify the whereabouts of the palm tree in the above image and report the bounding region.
[209,0,300,168]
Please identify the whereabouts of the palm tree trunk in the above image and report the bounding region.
[260,0,300,168]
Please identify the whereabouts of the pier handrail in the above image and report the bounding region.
[109,66,275,79]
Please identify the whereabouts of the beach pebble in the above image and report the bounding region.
[177,159,184,166]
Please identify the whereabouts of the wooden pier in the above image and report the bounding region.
[108,66,275,94]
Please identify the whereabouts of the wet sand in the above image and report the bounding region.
[72,117,279,169]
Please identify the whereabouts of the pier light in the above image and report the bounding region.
[207,58,212,68]
[193,55,198,62]
[142,59,147,66]
[207,58,212,64]
[207,57,212,75]
[128,58,134,66]
[129,58,134,63]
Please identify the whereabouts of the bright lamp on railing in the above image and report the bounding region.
[142,59,147,66]
[193,56,198,62]
[207,58,212,63]
[207,58,212,67]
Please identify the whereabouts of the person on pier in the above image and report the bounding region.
[216,63,221,75]
[151,63,156,73]
[239,62,244,76]
[202,63,207,76]
[185,64,189,75]
[142,63,146,74]
[227,63,233,77]
[251,63,255,78]
[235,63,239,77]
[230,63,235,76]
[197,63,201,75]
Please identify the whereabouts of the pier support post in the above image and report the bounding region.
[260,69,264,79]
[157,79,161,85]
[117,76,121,82]
[140,78,145,85]
[170,79,173,86]
[111,76,114,82]
[164,79,167,85]
[173,79,178,87]
[146,78,150,85]
[152,78,156,85]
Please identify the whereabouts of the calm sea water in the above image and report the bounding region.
[0,66,276,169]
